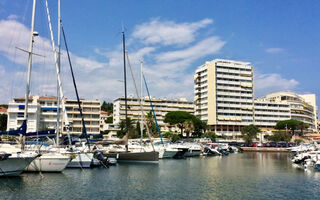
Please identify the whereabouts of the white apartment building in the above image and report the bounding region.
[264,92,318,132]
[113,96,194,133]
[254,98,291,130]
[7,96,40,132]
[63,99,100,135]
[194,59,318,136]
[7,96,101,135]
[194,59,254,136]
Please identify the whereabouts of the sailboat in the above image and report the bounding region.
[0,124,38,176]
[104,32,159,162]
[23,0,72,172]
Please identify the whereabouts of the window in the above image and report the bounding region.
[92,115,99,119]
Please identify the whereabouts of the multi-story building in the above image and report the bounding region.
[194,59,254,136]
[253,98,291,130]
[38,96,59,130]
[194,59,318,136]
[264,92,317,132]
[7,96,101,135]
[113,96,194,133]
[63,99,100,135]
[7,96,40,132]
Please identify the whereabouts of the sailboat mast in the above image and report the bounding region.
[61,24,90,149]
[56,0,61,146]
[45,0,72,145]
[122,31,128,150]
[24,0,37,124]
[140,60,143,145]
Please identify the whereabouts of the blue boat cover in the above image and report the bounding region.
[25,129,55,137]
[0,120,27,136]
[0,120,55,137]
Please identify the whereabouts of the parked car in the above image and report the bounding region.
[277,141,288,148]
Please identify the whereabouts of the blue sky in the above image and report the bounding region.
[0,0,319,113]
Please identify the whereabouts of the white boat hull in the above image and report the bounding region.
[25,153,71,172]
[0,155,36,176]
[67,153,93,168]
[161,150,178,159]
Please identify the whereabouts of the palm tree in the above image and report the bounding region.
[184,119,194,138]
[117,118,137,139]
[145,111,157,137]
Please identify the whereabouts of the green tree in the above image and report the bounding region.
[268,131,291,143]
[164,111,193,136]
[163,132,172,138]
[297,121,309,136]
[145,111,158,137]
[135,121,147,138]
[116,118,137,139]
[184,119,194,138]
[105,116,113,123]
[101,101,113,113]
[275,119,302,136]
[101,130,110,135]
[241,124,260,144]
[192,117,207,137]
[202,131,217,142]
[171,134,181,142]
[0,114,7,131]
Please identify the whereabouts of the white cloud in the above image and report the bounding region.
[266,48,284,54]
[132,18,213,46]
[254,72,299,97]
[7,14,18,20]
[156,36,225,62]
[0,17,222,104]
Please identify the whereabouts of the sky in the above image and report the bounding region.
[0,0,319,113]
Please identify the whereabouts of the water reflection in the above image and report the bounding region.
[1,153,320,200]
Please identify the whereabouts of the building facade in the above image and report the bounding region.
[253,98,291,131]
[7,96,101,135]
[63,99,100,135]
[194,59,254,136]
[194,59,318,136]
[264,92,318,132]
[7,97,40,132]
[113,96,194,133]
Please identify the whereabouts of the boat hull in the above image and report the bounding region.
[162,150,179,159]
[67,153,94,168]
[25,153,71,172]
[105,151,159,162]
[0,156,36,176]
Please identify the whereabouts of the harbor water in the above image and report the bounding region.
[1,152,320,200]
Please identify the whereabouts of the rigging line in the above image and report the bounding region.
[125,52,155,151]
[45,0,72,145]
[142,73,164,145]
[61,24,90,149]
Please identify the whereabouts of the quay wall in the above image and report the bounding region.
[241,147,289,152]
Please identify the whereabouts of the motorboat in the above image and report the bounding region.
[203,146,222,156]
